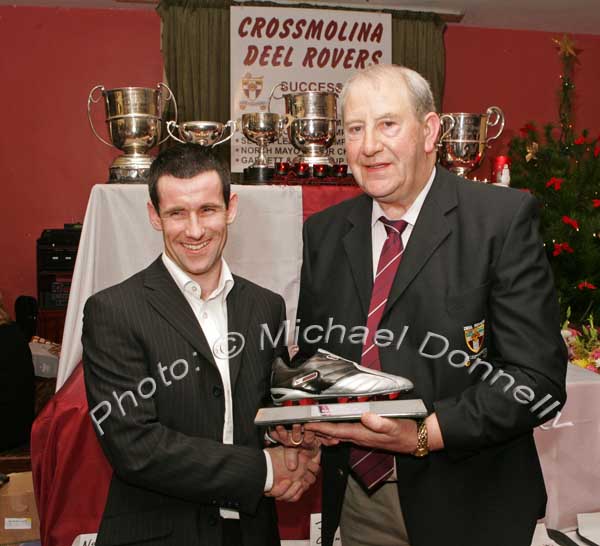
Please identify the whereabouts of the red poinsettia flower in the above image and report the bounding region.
[519,123,535,137]
[578,281,597,290]
[574,136,586,145]
[553,242,574,256]
[593,199,600,208]
[562,216,579,230]
[546,177,565,190]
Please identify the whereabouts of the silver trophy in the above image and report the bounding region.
[87,83,177,183]
[166,120,235,147]
[438,107,505,178]
[270,85,338,166]
[240,112,290,182]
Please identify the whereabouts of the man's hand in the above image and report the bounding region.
[268,424,321,471]
[304,413,444,454]
[265,445,321,502]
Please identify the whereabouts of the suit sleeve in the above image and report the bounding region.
[434,193,568,456]
[295,221,318,362]
[82,291,268,514]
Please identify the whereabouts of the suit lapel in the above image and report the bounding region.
[383,169,457,318]
[143,257,216,367]
[227,278,250,391]
[343,194,375,318]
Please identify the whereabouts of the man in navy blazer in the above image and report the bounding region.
[301,65,567,546]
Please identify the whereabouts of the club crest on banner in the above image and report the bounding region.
[239,73,268,110]
[464,320,485,353]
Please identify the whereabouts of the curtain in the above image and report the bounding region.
[390,11,446,111]
[158,0,232,161]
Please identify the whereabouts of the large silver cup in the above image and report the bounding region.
[269,85,338,166]
[88,83,177,183]
[241,112,290,168]
[166,120,235,147]
[438,107,504,177]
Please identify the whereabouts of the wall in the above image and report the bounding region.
[444,25,600,179]
[1,6,599,319]
[0,6,162,317]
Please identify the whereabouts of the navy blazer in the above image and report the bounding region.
[296,167,568,546]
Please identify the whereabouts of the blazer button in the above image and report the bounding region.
[337,468,344,478]
[213,385,223,397]
[208,514,218,526]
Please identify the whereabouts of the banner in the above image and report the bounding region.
[230,6,392,172]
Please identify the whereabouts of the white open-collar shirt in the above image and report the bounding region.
[162,253,273,518]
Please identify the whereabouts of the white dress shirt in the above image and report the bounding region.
[370,167,436,278]
[162,253,273,518]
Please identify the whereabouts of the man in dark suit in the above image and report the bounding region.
[300,65,568,546]
[83,144,319,546]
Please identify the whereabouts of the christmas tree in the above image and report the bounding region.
[508,35,600,324]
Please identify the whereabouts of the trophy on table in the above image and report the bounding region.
[438,107,505,178]
[87,83,177,183]
[240,112,291,183]
[166,120,236,147]
[269,85,339,170]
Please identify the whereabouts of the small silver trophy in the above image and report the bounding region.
[87,83,177,183]
[438,107,505,178]
[240,112,290,183]
[166,120,235,147]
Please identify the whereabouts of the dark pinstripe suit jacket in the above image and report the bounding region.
[82,257,285,546]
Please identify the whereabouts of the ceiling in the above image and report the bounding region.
[2,0,600,36]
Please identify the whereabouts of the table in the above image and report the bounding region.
[534,364,600,530]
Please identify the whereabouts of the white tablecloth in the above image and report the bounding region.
[56,184,303,389]
[535,364,600,529]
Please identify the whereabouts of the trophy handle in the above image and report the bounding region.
[276,114,294,144]
[166,120,185,143]
[281,113,294,130]
[157,82,178,145]
[268,82,284,113]
[485,106,505,145]
[438,114,455,144]
[87,85,113,147]
[213,120,237,147]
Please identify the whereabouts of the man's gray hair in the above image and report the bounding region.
[339,64,436,121]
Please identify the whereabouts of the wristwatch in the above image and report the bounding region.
[412,419,429,457]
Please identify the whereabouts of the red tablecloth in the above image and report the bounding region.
[31,184,361,546]
[31,364,112,546]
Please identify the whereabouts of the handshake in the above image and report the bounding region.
[264,425,321,503]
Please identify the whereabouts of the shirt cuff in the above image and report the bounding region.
[263,449,274,492]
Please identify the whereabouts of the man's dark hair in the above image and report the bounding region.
[147,143,231,212]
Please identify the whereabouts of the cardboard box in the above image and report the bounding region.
[0,472,40,545]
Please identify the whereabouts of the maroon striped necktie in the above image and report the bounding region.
[349,217,408,493]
